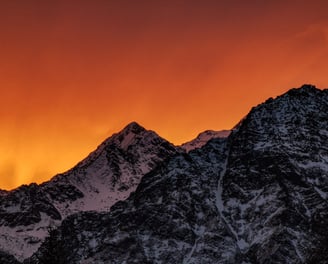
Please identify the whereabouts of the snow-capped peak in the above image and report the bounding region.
[121,121,145,133]
[113,122,147,150]
[181,130,231,152]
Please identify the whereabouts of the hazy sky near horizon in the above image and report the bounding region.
[1,0,328,189]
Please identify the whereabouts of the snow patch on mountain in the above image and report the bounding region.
[181,130,230,152]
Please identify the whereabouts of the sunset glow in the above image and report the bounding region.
[1,0,328,189]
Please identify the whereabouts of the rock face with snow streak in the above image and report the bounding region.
[222,84,328,263]
[26,84,328,263]
[0,122,179,261]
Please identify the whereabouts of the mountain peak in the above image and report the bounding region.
[114,122,150,151]
[299,83,317,90]
[121,122,145,134]
[285,84,321,97]
[181,129,230,152]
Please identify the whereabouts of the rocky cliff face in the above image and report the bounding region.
[0,250,20,264]
[0,122,179,261]
[221,84,328,263]
[24,84,328,263]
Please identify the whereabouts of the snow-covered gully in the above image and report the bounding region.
[215,149,249,254]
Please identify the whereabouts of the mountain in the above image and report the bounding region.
[2,84,328,263]
[181,130,231,152]
[29,137,230,264]
[220,84,328,263]
[0,250,20,264]
[0,122,180,261]
[0,190,8,196]
[26,84,328,263]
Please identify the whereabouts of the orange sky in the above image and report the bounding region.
[1,0,328,190]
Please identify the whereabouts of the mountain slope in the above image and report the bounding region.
[221,84,328,262]
[30,138,233,263]
[181,130,230,152]
[44,122,179,215]
[30,84,328,263]
[0,250,20,264]
[0,122,180,261]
